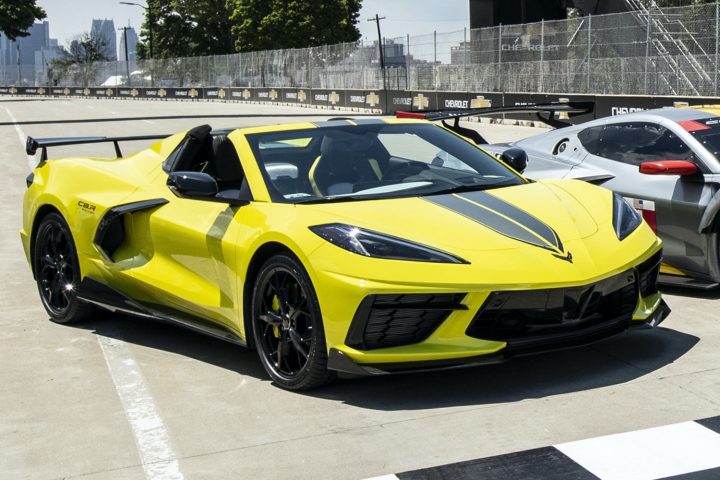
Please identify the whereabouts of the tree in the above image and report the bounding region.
[227,0,362,52]
[136,0,236,59]
[51,33,109,87]
[0,0,47,40]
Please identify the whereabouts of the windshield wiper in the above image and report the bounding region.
[422,183,505,196]
[293,195,378,204]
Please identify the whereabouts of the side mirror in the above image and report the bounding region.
[501,148,528,173]
[639,160,698,176]
[167,171,218,198]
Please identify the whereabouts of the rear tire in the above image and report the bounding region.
[33,212,97,324]
[251,254,336,390]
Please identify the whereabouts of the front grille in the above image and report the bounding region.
[466,270,638,354]
[346,293,467,350]
[638,250,662,297]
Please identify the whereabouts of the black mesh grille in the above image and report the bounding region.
[466,270,639,353]
[638,250,662,297]
[347,294,466,350]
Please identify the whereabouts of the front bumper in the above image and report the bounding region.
[328,299,671,376]
[315,246,667,374]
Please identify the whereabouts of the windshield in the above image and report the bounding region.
[680,116,720,160]
[247,123,525,203]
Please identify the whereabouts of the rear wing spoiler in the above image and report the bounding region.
[26,127,234,163]
[26,134,171,163]
[396,101,595,144]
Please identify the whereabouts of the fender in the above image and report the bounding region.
[699,181,720,233]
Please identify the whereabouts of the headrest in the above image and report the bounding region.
[188,124,212,142]
[212,135,237,160]
[320,131,378,156]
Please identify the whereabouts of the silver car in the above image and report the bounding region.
[484,107,720,289]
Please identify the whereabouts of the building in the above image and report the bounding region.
[118,26,138,62]
[91,19,117,61]
[469,0,632,29]
[34,42,63,85]
[0,21,51,65]
[0,21,57,85]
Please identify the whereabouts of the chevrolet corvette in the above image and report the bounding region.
[22,118,669,389]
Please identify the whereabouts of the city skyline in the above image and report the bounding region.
[90,19,118,62]
[36,0,469,49]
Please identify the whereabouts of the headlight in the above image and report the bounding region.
[613,193,642,240]
[309,223,468,264]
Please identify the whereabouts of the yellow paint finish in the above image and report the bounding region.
[660,262,687,276]
[22,119,668,367]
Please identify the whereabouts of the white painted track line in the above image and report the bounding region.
[98,335,184,480]
[2,101,183,480]
[1,104,37,170]
[556,421,720,480]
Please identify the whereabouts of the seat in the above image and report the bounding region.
[308,132,386,196]
[210,135,245,190]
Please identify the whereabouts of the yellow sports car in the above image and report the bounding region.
[22,118,669,390]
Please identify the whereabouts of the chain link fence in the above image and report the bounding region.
[3,2,720,96]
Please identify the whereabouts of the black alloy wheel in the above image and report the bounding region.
[33,213,96,323]
[251,254,335,390]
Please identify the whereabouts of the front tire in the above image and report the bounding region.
[251,254,336,390]
[33,212,97,324]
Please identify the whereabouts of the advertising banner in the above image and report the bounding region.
[385,90,412,114]
[311,89,344,107]
[228,87,252,101]
[15,86,48,96]
[408,91,438,111]
[279,88,298,104]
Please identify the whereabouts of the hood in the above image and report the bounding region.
[303,181,601,255]
[524,154,615,184]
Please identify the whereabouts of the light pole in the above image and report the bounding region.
[118,26,131,86]
[119,1,153,60]
[120,1,153,85]
[368,14,387,112]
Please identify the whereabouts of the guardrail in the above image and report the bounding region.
[2,85,720,121]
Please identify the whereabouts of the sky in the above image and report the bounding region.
[36,0,470,48]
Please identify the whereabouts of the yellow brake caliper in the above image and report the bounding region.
[271,294,280,338]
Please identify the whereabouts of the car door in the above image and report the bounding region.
[143,197,242,330]
[580,121,712,274]
[117,132,250,333]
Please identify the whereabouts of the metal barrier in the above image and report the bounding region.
[3,86,720,121]
[2,2,720,96]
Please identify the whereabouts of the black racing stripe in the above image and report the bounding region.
[396,447,599,480]
[459,190,561,251]
[658,467,720,480]
[696,416,720,434]
[425,194,557,252]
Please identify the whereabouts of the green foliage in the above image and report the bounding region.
[136,0,235,59]
[51,33,109,86]
[0,0,47,41]
[227,0,362,52]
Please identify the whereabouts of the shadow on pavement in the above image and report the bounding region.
[312,327,698,410]
[70,312,698,411]
[72,312,267,379]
